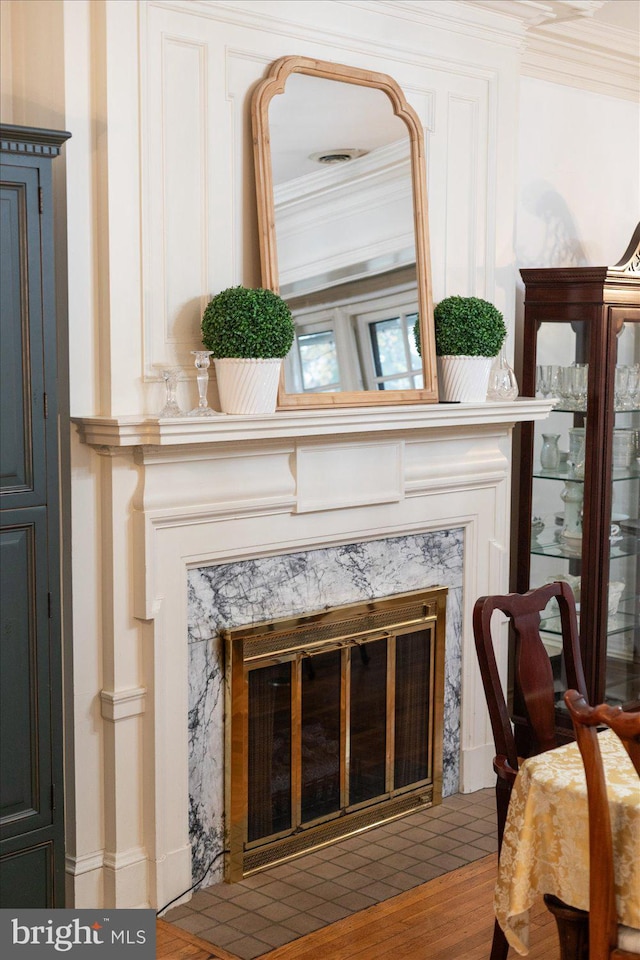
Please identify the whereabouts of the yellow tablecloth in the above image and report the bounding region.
[495,729,640,955]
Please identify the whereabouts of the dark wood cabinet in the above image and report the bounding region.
[0,124,70,907]
[515,227,640,730]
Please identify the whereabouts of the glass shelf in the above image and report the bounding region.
[612,463,640,482]
[549,403,640,415]
[541,610,638,639]
[531,532,640,560]
[532,464,574,481]
[532,463,640,482]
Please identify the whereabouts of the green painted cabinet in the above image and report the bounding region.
[0,125,70,907]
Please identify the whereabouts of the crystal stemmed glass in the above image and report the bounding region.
[627,363,640,409]
[536,365,552,398]
[614,365,629,412]
[188,351,218,417]
[157,366,185,418]
[556,366,573,410]
[570,363,588,411]
[547,365,561,399]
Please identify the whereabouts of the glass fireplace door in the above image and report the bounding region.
[231,590,446,880]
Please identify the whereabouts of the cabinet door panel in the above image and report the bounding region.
[0,168,46,507]
[0,841,54,908]
[0,510,52,836]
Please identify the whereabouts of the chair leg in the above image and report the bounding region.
[491,779,512,958]
[543,894,589,960]
[490,917,510,960]
[495,778,511,852]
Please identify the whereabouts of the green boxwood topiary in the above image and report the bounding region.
[201,285,295,359]
[413,295,506,358]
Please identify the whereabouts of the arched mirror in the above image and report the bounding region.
[252,56,438,408]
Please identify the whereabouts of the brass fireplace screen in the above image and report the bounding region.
[223,587,447,880]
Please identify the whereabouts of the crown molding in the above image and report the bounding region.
[149,1,636,100]
[153,0,530,49]
[523,16,640,101]
[457,0,638,100]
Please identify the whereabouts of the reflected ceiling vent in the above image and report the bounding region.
[308,148,368,165]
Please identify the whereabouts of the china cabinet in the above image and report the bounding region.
[515,226,640,733]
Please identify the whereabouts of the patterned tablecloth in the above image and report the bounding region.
[495,729,640,955]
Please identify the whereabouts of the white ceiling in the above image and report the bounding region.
[590,0,639,32]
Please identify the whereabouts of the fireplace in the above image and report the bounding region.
[188,529,463,887]
[74,399,551,908]
[224,587,447,879]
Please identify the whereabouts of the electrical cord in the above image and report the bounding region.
[156,848,228,917]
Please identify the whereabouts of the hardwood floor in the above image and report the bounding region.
[157,854,560,959]
[157,920,239,959]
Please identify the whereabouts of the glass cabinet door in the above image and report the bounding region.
[529,320,592,707]
[607,320,639,706]
[525,315,640,712]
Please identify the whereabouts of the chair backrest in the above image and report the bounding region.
[564,689,640,960]
[473,581,587,777]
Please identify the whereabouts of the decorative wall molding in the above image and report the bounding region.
[445,94,481,298]
[102,846,149,873]
[150,0,508,86]
[295,439,404,513]
[100,687,147,722]
[141,28,210,379]
[65,851,105,877]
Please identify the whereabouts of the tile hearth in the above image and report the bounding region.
[164,787,497,960]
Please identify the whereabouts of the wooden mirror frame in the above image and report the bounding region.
[252,56,438,408]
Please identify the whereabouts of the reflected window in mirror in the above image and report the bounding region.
[357,298,421,391]
[252,56,438,407]
[291,322,342,394]
[285,273,420,395]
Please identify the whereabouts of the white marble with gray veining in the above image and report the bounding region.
[187,529,463,885]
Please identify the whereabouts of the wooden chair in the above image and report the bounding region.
[564,690,640,960]
[473,581,589,960]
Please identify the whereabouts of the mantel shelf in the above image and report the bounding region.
[73,398,554,449]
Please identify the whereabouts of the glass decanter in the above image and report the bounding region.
[487,342,519,400]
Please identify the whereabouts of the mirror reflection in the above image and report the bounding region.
[270,74,420,395]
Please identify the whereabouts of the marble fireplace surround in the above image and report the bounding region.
[75,399,552,909]
[188,532,461,886]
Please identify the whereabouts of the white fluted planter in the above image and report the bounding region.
[437,355,494,402]
[214,357,282,414]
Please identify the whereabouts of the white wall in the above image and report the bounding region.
[513,74,639,386]
[516,77,639,273]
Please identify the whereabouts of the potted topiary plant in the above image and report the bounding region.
[201,285,295,414]
[414,295,507,402]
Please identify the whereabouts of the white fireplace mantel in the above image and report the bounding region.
[72,398,552,909]
[74,398,553,449]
